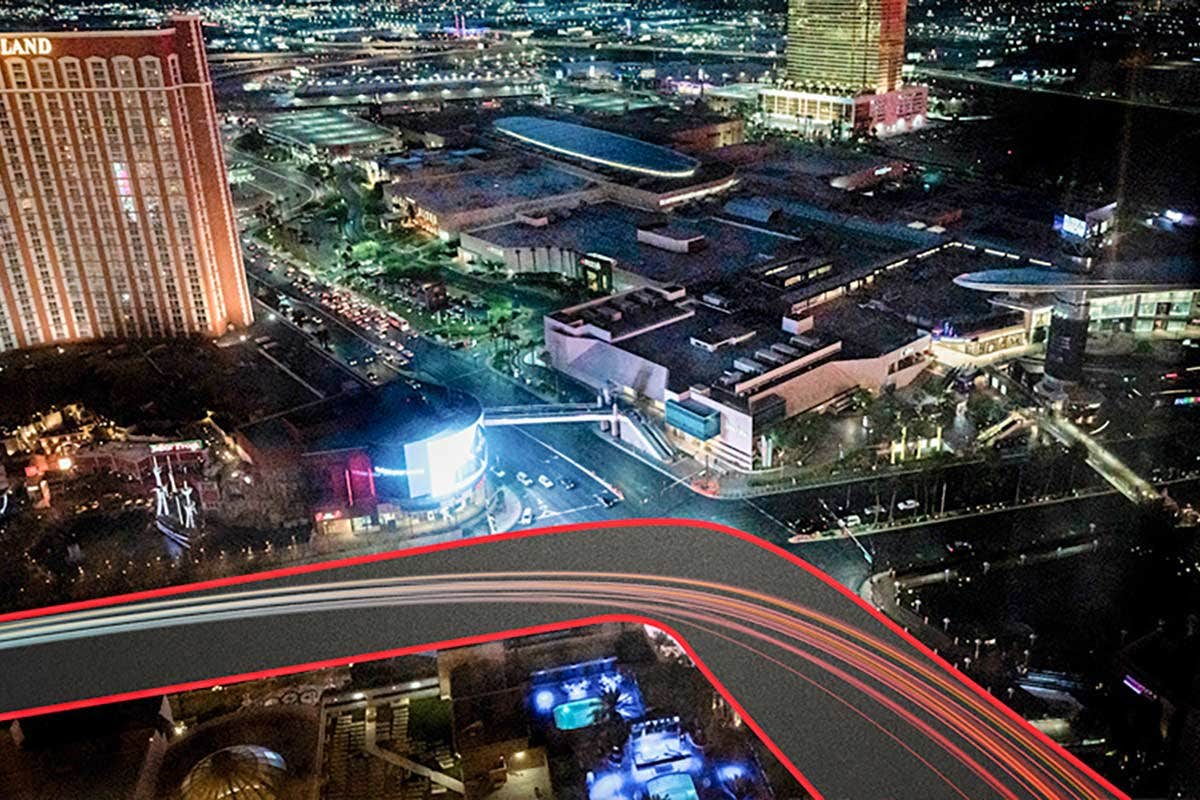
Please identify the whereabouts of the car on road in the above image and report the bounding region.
[897,499,920,511]
[520,507,533,525]
[516,472,533,487]
[838,514,863,528]
[537,475,555,489]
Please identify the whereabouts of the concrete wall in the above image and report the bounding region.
[543,323,671,400]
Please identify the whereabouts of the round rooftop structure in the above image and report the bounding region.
[494,116,700,179]
[180,745,287,800]
[954,258,1200,294]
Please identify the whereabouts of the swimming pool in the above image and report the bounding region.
[553,697,603,730]
[646,773,699,800]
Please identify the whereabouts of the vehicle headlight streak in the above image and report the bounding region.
[0,571,1119,800]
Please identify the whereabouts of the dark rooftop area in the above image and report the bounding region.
[239,382,481,455]
[470,202,801,284]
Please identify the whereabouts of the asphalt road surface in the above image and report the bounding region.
[0,521,1123,800]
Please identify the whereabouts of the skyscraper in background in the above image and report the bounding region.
[0,16,252,352]
[785,0,907,94]
[761,0,925,138]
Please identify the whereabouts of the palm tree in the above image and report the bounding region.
[590,686,624,726]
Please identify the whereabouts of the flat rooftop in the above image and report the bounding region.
[239,383,481,456]
[469,202,801,285]
[705,82,763,103]
[811,298,930,359]
[392,160,593,217]
[867,245,1027,333]
[262,109,394,148]
[608,296,922,398]
[560,92,665,114]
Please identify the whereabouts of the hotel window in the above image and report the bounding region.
[139,57,162,88]
[113,57,136,89]
[33,59,56,89]
[5,61,29,90]
[87,58,110,89]
[60,59,82,89]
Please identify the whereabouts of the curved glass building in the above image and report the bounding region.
[237,383,488,536]
[180,745,287,800]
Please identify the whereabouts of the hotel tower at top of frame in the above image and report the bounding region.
[760,0,928,139]
[0,16,252,352]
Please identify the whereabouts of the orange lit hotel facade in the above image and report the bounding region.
[761,0,927,139]
[0,17,252,352]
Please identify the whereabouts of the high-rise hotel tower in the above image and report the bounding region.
[785,0,907,95]
[0,16,252,351]
[760,0,926,139]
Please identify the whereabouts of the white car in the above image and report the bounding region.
[897,499,920,511]
[537,474,555,489]
[839,514,863,528]
[516,471,533,487]
[863,505,887,517]
[520,507,533,525]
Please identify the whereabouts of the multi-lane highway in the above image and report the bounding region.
[0,521,1125,800]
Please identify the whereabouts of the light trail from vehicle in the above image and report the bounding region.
[0,569,1124,800]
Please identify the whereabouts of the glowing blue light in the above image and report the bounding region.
[718,764,747,783]
[534,689,556,713]
[590,770,629,800]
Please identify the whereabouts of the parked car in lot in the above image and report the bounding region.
[537,474,555,489]
[516,472,533,487]
[897,499,920,511]
[863,504,887,517]
[839,514,863,528]
[559,477,577,490]
[596,492,619,508]
[520,507,533,525]
[490,466,506,479]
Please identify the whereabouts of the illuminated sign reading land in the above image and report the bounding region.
[0,37,52,57]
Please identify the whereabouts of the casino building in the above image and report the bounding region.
[236,383,489,537]
[0,17,253,352]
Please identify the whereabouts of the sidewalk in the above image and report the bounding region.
[593,425,991,501]
[487,486,522,534]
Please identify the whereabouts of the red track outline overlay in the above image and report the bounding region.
[0,518,1130,800]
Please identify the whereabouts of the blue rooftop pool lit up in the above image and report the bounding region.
[530,657,645,731]
[585,714,762,800]
[553,697,605,731]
